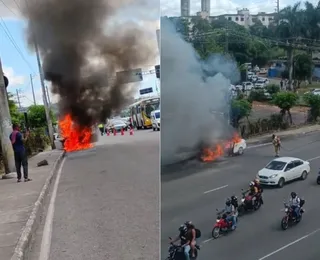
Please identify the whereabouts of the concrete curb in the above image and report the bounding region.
[246,127,320,147]
[10,150,66,260]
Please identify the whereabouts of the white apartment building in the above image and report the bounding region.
[179,8,275,28]
[213,9,275,28]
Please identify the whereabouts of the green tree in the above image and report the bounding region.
[28,105,55,128]
[7,92,23,125]
[303,93,320,121]
[293,53,313,85]
[276,3,304,88]
[231,99,252,128]
[273,92,298,124]
[266,84,280,95]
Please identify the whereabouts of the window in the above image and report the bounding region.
[236,17,239,21]
[241,17,244,21]
[293,160,303,167]
[262,17,265,21]
[269,17,273,21]
[265,161,286,171]
[155,112,160,119]
[285,162,295,171]
[228,17,232,21]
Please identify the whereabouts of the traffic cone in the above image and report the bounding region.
[113,129,117,136]
[121,128,124,135]
[129,127,134,136]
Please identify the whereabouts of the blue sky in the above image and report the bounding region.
[0,0,159,107]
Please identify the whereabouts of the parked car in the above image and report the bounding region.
[107,119,128,132]
[254,80,267,88]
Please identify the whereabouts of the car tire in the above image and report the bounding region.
[278,178,285,188]
[300,171,308,180]
[153,127,156,131]
[238,147,244,155]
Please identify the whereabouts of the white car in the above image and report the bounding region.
[257,157,310,188]
[225,139,247,155]
[254,80,266,88]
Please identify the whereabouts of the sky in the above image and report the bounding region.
[0,0,160,107]
[161,0,320,17]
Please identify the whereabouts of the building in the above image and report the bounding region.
[156,29,160,53]
[177,8,275,28]
[212,9,275,28]
[201,0,210,15]
[181,0,190,16]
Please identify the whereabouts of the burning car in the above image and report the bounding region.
[201,133,246,162]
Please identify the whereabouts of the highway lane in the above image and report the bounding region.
[161,132,320,260]
[30,130,160,260]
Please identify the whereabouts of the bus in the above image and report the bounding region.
[129,97,160,129]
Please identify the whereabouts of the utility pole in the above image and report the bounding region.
[276,0,280,14]
[46,85,51,108]
[16,89,21,109]
[30,74,36,105]
[34,40,56,149]
[0,58,15,173]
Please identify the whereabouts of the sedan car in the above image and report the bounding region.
[107,119,128,132]
[257,157,310,188]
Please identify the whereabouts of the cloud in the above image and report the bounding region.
[160,0,301,17]
[3,66,26,86]
[0,0,21,19]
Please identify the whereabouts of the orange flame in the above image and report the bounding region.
[201,144,224,162]
[201,133,243,162]
[232,132,242,143]
[59,114,93,152]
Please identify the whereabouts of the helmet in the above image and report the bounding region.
[184,221,192,227]
[291,192,297,198]
[254,179,260,184]
[179,224,187,233]
[249,181,254,187]
[225,198,231,206]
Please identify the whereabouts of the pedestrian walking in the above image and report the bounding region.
[9,124,31,182]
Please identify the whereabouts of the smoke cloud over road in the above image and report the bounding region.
[161,18,240,166]
[22,0,156,126]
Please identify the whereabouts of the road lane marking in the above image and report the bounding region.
[257,227,320,260]
[202,238,213,243]
[307,155,320,162]
[38,157,66,260]
[203,185,228,194]
[247,143,271,149]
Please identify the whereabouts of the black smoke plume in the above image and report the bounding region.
[21,0,155,126]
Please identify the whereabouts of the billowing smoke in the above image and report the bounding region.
[161,18,240,166]
[21,0,155,126]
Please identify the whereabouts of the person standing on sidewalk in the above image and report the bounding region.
[9,124,31,182]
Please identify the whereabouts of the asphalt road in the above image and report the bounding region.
[30,129,160,260]
[161,132,320,260]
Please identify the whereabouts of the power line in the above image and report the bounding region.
[0,18,35,72]
[0,0,18,16]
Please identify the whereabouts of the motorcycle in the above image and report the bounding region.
[166,237,200,260]
[211,209,237,239]
[237,189,262,216]
[281,200,305,230]
[317,169,320,185]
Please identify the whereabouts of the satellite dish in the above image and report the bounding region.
[3,76,8,88]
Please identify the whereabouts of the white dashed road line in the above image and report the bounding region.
[203,185,228,194]
[257,227,320,260]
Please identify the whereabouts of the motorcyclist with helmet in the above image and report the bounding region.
[169,224,192,260]
[246,181,258,207]
[220,198,237,230]
[289,192,301,219]
[184,221,197,258]
[253,179,263,204]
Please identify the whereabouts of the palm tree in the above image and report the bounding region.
[276,2,304,89]
[301,1,320,82]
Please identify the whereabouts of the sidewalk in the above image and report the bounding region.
[0,149,64,260]
[246,124,320,145]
